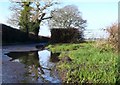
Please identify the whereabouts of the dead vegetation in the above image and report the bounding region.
[106,23,118,51]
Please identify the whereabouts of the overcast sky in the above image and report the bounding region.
[0,0,118,38]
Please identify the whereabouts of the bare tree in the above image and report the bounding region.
[49,5,87,30]
[7,2,22,27]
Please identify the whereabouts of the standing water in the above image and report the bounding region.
[2,50,61,83]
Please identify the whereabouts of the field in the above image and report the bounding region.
[46,42,118,84]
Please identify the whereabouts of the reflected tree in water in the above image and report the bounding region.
[6,51,44,80]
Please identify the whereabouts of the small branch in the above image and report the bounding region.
[41,16,52,20]
[40,13,46,20]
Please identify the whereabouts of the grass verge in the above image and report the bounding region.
[46,42,118,84]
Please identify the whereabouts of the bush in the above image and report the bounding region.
[50,28,84,43]
[106,23,118,51]
[106,23,120,84]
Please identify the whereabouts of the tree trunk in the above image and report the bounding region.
[34,26,39,37]
[33,13,51,37]
[25,25,29,39]
[26,27,29,36]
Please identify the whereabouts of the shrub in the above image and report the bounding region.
[106,23,118,51]
[106,23,120,84]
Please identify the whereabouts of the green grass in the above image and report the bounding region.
[46,42,118,84]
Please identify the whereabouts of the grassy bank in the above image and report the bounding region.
[46,42,118,83]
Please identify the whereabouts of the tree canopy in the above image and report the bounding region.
[7,0,58,37]
[49,5,87,30]
[19,2,32,35]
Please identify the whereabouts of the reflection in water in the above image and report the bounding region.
[6,50,60,83]
[38,50,55,69]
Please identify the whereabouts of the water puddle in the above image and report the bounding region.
[4,50,61,83]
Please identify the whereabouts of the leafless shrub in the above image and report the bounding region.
[106,23,118,51]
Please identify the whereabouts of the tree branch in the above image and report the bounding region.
[41,16,52,20]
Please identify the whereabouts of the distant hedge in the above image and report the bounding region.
[50,28,84,43]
